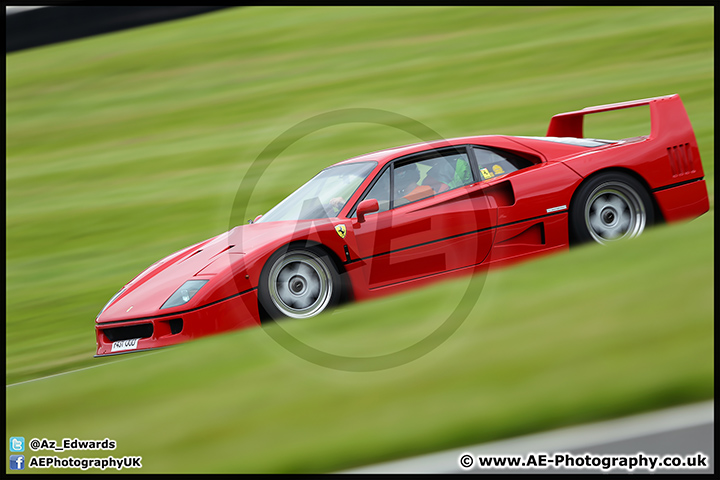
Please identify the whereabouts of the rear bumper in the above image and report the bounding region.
[94,288,259,356]
[653,179,709,223]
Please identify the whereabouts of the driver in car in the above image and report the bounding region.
[395,163,434,206]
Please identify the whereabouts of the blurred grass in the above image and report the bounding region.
[6,213,713,473]
[5,5,714,473]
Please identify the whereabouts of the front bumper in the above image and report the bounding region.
[95,288,259,356]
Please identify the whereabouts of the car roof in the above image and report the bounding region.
[334,135,501,167]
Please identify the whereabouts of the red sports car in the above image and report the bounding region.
[95,94,709,356]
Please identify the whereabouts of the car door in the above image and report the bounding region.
[345,147,497,289]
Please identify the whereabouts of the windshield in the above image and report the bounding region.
[256,162,377,222]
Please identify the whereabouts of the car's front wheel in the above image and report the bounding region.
[570,172,654,245]
[259,245,341,320]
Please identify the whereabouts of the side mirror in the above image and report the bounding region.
[356,199,379,223]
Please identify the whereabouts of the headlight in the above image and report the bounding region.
[97,288,125,318]
[161,280,209,309]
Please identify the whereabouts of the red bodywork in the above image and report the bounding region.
[95,94,709,356]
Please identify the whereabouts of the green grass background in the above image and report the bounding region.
[6,6,713,473]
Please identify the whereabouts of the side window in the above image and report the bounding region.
[394,161,434,207]
[394,152,473,207]
[362,168,390,215]
[441,153,473,189]
[473,147,532,181]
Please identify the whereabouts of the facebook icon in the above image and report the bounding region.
[10,455,25,470]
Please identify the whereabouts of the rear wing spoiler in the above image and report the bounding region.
[546,94,694,141]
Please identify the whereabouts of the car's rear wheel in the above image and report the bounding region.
[259,245,341,320]
[570,172,654,245]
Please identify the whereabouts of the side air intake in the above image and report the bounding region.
[667,143,695,177]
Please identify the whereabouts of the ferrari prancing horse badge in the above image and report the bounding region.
[335,224,347,239]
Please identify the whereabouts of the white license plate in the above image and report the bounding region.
[111,338,140,353]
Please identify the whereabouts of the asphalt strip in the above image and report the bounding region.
[341,400,714,473]
[6,350,162,388]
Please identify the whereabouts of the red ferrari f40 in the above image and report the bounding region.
[95,94,709,356]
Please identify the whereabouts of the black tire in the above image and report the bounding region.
[258,245,341,320]
[570,172,654,245]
